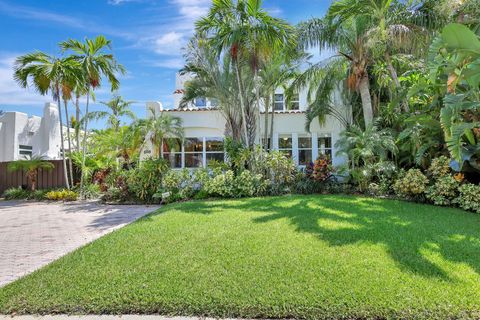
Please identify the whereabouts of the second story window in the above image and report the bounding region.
[274,94,284,111]
[290,93,300,110]
[194,97,207,108]
[19,145,32,157]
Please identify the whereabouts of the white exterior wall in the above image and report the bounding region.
[0,103,65,162]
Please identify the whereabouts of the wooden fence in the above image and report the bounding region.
[0,160,67,194]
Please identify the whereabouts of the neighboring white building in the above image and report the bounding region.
[143,73,350,169]
[0,103,68,162]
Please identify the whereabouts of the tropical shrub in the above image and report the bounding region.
[126,159,169,203]
[235,170,268,197]
[312,155,334,182]
[455,184,480,213]
[81,184,102,200]
[428,156,451,180]
[393,169,429,199]
[426,176,460,206]
[203,170,236,198]
[45,189,78,201]
[3,187,30,200]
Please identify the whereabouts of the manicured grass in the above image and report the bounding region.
[1,195,480,319]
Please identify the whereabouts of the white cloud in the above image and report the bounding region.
[153,32,184,55]
[152,58,185,69]
[0,53,48,106]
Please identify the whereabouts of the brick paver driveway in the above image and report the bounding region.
[0,201,159,287]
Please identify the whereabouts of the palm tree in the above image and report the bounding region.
[196,0,294,148]
[60,36,125,198]
[181,36,244,141]
[260,49,307,150]
[61,82,75,186]
[14,52,80,189]
[7,156,55,191]
[84,95,136,132]
[297,16,374,127]
[136,108,184,159]
[327,0,430,112]
[335,123,398,169]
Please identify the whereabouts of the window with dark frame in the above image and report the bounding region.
[184,138,203,168]
[274,94,284,111]
[162,139,182,168]
[298,136,312,165]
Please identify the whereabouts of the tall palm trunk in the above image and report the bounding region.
[263,94,270,150]
[75,93,81,152]
[56,93,70,189]
[269,91,275,150]
[385,52,409,113]
[254,68,262,150]
[63,99,74,187]
[234,59,250,148]
[79,88,90,199]
[358,74,374,127]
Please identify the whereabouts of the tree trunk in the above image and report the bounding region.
[234,59,250,148]
[56,94,70,190]
[75,93,81,153]
[255,68,262,151]
[63,99,74,187]
[385,52,409,113]
[264,94,270,150]
[269,91,275,151]
[79,88,90,199]
[358,75,374,127]
[30,172,36,192]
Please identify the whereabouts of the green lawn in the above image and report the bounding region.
[1,195,480,319]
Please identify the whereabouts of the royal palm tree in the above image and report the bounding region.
[297,16,374,127]
[196,0,294,148]
[84,95,136,132]
[60,35,125,198]
[14,52,80,189]
[7,156,55,191]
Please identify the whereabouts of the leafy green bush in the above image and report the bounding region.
[3,187,50,200]
[393,169,429,199]
[426,175,459,206]
[455,184,480,213]
[428,156,451,179]
[3,187,30,200]
[81,184,102,200]
[203,170,236,197]
[45,189,78,201]
[126,159,169,203]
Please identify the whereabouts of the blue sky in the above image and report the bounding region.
[0,0,331,128]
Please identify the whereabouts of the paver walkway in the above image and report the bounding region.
[0,201,159,287]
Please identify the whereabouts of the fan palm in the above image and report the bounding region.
[14,52,81,189]
[84,95,136,132]
[335,123,398,168]
[297,16,374,127]
[60,35,125,198]
[7,156,55,191]
[196,0,294,148]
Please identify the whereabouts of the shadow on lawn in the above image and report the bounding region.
[175,195,480,280]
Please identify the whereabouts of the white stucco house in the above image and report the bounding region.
[0,103,68,162]
[143,73,350,169]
